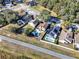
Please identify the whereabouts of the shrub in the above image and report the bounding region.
[11,27,18,33]
[11,27,24,34]
[24,25,34,35]
[38,10,50,22]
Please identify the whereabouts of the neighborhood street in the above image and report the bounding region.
[0,35,76,59]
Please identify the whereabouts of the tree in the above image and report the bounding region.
[47,0,58,10]
[73,12,79,23]
[35,0,79,23]
[39,10,50,21]
[24,25,34,35]
[3,9,17,24]
[0,13,7,25]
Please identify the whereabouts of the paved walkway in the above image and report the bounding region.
[0,35,76,59]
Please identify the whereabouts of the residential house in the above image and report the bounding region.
[59,24,78,44]
[2,0,22,6]
[43,26,62,43]
[2,0,12,6]
[45,16,62,31]
[17,15,34,26]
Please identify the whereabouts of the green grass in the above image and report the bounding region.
[0,41,58,59]
[0,46,32,59]
[29,5,57,17]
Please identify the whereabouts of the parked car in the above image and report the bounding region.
[43,26,62,43]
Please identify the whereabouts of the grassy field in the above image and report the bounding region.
[0,41,59,59]
[29,5,57,17]
[0,24,79,59]
[24,0,57,17]
[0,48,32,59]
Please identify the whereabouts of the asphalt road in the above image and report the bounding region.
[0,35,76,59]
